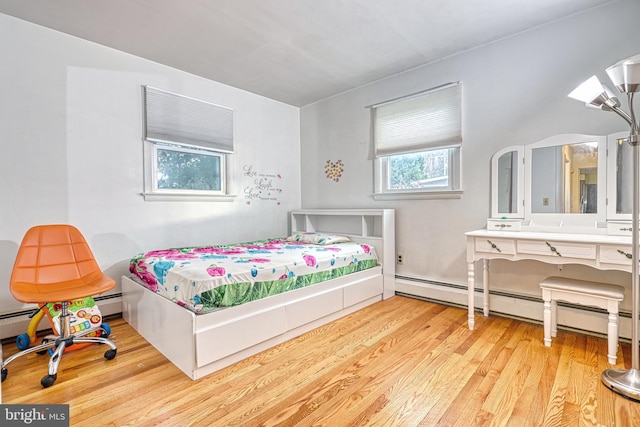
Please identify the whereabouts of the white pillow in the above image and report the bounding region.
[285,232,351,245]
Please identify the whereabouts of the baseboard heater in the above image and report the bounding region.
[395,275,633,340]
[0,293,122,342]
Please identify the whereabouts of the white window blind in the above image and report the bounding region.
[143,86,234,153]
[373,82,462,157]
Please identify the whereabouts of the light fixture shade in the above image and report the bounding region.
[606,54,640,93]
[585,85,619,110]
[568,75,619,109]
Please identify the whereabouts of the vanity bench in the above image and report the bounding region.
[539,276,624,364]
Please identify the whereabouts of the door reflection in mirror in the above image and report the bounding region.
[531,142,598,214]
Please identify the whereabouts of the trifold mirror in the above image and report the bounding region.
[490,131,630,233]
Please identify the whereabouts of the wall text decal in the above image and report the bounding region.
[243,165,283,204]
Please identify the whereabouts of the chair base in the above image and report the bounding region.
[1,302,117,388]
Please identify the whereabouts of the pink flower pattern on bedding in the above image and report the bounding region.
[129,238,377,312]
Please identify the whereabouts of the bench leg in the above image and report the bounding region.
[550,299,558,338]
[607,310,619,365]
[543,295,552,347]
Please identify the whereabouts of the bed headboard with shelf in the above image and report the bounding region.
[290,209,395,299]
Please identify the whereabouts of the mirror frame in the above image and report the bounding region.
[490,145,524,219]
[607,130,634,221]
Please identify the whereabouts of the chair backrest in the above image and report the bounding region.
[10,225,111,303]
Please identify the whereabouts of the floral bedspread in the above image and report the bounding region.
[129,238,378,313]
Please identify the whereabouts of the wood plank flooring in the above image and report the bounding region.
[2,296,640,426]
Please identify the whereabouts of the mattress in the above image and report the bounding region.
[129,238,378,314]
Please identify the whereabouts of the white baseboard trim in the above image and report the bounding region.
[396,277,633,341]
[3,279,632,343]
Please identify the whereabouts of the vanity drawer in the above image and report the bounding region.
[607,222,633,236]
[487,219,522,232]
[599,245,633,266]
[517,240,597,259]
[475,237,516,255]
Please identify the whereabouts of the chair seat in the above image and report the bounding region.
[11,272,115,303]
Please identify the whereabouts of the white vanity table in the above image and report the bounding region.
[465,229,632,330]
[468,131,633,330]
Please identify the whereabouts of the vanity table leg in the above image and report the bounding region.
[483,259,490,316]
[468,261,475,330]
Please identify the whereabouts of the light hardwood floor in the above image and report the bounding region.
[2,296,640,426]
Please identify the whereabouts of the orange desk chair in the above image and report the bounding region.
[1,224,117,388]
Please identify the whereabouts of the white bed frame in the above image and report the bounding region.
[121,209,395,380]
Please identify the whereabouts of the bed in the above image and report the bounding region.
[121,209,395,380]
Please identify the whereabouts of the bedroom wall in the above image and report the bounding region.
[0,13,301,317]
[300,0,640,330]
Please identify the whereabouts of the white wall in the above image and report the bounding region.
[300,0,639,317]
[0,14,301,315]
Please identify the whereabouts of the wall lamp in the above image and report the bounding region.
[569,54,640,402]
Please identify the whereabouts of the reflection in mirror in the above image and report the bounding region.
[530,142,598,214]
[497,151,518,214]
[616,138,633,215]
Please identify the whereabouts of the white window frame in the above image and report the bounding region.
[374,148,462,200]
[371,82,463,200]
[142,141,236,202]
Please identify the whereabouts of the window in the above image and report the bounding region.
[153,144,224,194]
[387,148,452,189]
[372,82,462,199]
[142,86,235,201]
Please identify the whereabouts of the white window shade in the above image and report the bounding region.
[144,86,234,153]
[373,82,461,157]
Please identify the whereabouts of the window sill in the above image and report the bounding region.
[141,192,237,202]
[372,190,463,201]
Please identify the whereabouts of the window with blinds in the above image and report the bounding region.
[372,82,463,198]
[141,86,235,201]
[143,86,234,152]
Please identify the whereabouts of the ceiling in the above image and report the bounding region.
[0,0,614,107]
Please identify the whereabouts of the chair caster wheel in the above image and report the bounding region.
[2,367,7,382]
[104,349,117,360]
[41,374,57,388]
[37,338,51,355]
